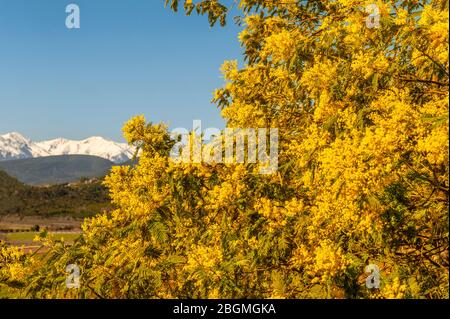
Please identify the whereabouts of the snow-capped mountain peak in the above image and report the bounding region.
[36,136,134,163]
[0,132,49,161]
[37,138,69,151]
[2,132,31,143]
[0,132,134,163]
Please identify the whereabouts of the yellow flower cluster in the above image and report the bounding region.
[0,243,33,284]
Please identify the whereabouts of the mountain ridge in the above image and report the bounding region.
[0,132,134,163]
[0,155,116,185]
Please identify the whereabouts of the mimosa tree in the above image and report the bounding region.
[10,0,448,298]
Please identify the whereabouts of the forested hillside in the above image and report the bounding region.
[0,170,110,218]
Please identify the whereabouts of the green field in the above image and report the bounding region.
[2,232,80,246]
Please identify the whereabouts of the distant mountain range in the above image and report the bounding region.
[0,132,135,163]
[0,155,117,185]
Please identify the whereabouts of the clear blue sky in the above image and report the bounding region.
[0,0,243,142]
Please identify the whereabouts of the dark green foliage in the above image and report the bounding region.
[0,170,111,218]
